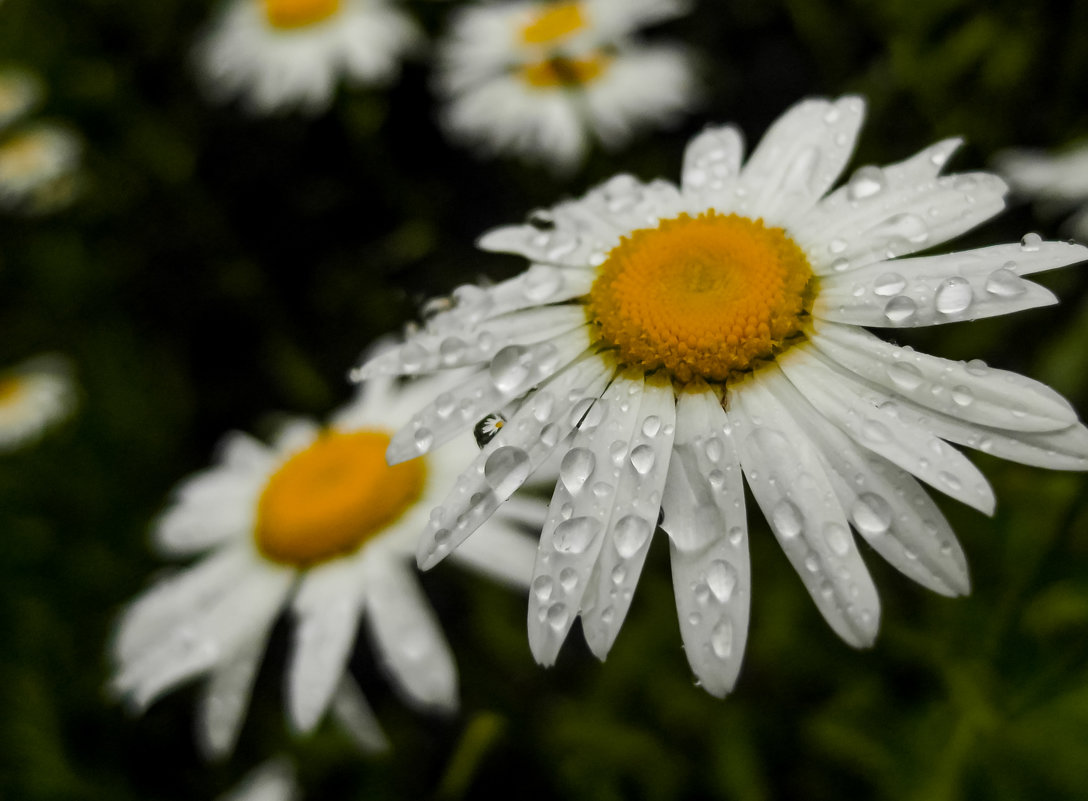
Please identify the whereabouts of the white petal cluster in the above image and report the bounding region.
[435,0,697,169]
[196,0,421,114]
[111,368,538,757]
[356,95,1088,697]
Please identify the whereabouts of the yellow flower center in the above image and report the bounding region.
[520,53,610,88]
[0,133,50,181]
[520,2,587,45]
[255,429,426,567]
[262,0,341,30]
[0,376,25,404]
[586,212,815,384]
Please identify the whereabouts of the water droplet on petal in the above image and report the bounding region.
[965,358,989,376]
[882,294,917,323]
[613,515,652,558]
[559,447,596,494]
[558,567,577,592]
[400,342,427,372]
[825,522,851,556]
[489,346,530,392]
[1020,232,1042,251]
[873,272,907,296]
[641,415,661,437]
[772,500,803,539]
[553,517,600,554]
[951,385,974,407]
[728,526,744,546]
[611,564,626,585]
[532,575,554,601]
[629,444,655,475]
[439,337,466,365]
[706,560,738,602]
[484,446,531,496]
[546,603,569,630]
[847,165,886,200]
[887,361,924,390]
[851,493,892,535]
[935,276,973,315]
[414,427,435,452]
[524,265,562,301]
[704,437,724,463]
[985,267,1027,297]
[711,619,733,659]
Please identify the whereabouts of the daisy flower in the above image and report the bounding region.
[196,0,421,114]
[354,95,1088,697]
[436,0,697,170]
[0,68,43,131]
[995,141,1088,241]
[111,369,540,757]
[0,122,82,213]
[0,354,77,453]
[219,758,299,801]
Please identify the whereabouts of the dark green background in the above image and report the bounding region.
[2,0,1088,798]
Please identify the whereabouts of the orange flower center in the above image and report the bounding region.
[0,376,25,404]
[520,53,610,88]
[262,0,342,30]
[255,429,426,567]
[520,2,587,45]
[586,212,815,383]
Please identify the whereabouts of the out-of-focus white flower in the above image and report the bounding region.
[995,142,1088,241]
[436,0,697,170]
[218,758,300,801]
[0,354,77,453]
[196,0,421,114]
[0,68,43,131]
[356,95,1088,697]
[0,122,82,213]
[111,367,541,758]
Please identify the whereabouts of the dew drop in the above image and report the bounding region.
[559,447,596,494]
[414,427,435,452]
[642,415,661,437]
[951,385,973,407]
[553,516,600,554]
[887,361,924,390]
[439,337,466,365]
[831,257,851,273]
[629,444,656,475]
[728,526,744,546]
[558,567,578,592]
[706,560,738,602]
[489,345,530,392]
[771,500,803,539]
[829,238,848,254]
[609,440,627,467]
[704,437,724,463]
[935,276,973,315]
[546,603,569,630]
[1019,232,1042,251]
[532,575,554,602]
[851,493,892,535]
[939,471,962,491]
[400,342,427,372]
[484,446,531,496]
[613,515,652,558]
[524,265,562,301]
[611,564,626,586]
[884,295,917,323]
[965,358,989,376]
[847,165,886,200]
[825,522,851,556]
[985,267,1027,297]
[711,619,733,659]
[873,272,907,296]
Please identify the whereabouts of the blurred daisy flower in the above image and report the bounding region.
[994,142,1088,241]
[0,122,82,213]
[354,96,1088,697]
[0,67,43,130]
[0,354,77,453]
[219,758,300,801]
[196,0,421,114]
[436,0,697,170]
[111,368,540,758]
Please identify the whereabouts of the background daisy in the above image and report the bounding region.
[356,95,1088,698]
[0,354,77,452]
[436,0,698,169]
[196,0,421,113]
[111,369,540,758]
[995,142,1088,242]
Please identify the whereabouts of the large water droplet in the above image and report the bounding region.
[484,446,531,496]
[524,265,562,301]
[1020,232,1042,251]
[532,575,554,602]
[559,447,596,494]
[847,165,886,201]
[414,427,435,452]
[825,522,851,556]
[489,346,530,392]
[935,276,973,315]
[884,295,917,323]
[609,440,627,467]
[873,272,907,296]
[887,361,924,390]
[641,415,661,437]
[553,517,600,554]
[704,437,724,463]
[629,444,656,475]
[951,385,974,407]
[400,342,427,372]
[851,493,892,535]
[558,567,578,592]
[546,602,569,630]
[711,619,733,659]
[985,267,1027,297]
[613,515,651,558]
[706,560,738,602]
[439,337,466,366]
[772,500,803,539]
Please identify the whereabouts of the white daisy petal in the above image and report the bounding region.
[660,384,750,697]
[365,558,457,712]
[778,347,996,514]
[580,372,676,660]
[387,328,591,464]
[528,370,643,665]
[198,635,265,760]
[449,518,538,588]
[762,368,969,596]
[809,319,1077,432]
[736,95,865,224]
[287,559,366,734]
[680,124,745,211]
[329,676,389,753]
[797,173,1007,274]
[417,354,613,570]
[731,374,881,647]
[217,757,299,801]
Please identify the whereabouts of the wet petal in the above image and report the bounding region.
[197,635,264,760]
[329,677,389,754]
[680,124,745,212]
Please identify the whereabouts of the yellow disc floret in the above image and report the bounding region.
[586,212,815,383]
[520,2,587,45]
[0,376,24,405]
[255,429,426,567]
[262,0,341,30]
[521,53,610,88]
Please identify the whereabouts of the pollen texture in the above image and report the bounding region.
[586,212,815,383]
[262,0,341,30]
[520,2,587,45]
[255,429,426,567]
